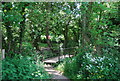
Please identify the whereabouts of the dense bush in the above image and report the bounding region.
[22,42,36,56]
[76,53,120,80]
[2,55,51,80]
[55,57,80,79]
[21,42,44,61]
[7,42,38,58]
[56,50,120,80]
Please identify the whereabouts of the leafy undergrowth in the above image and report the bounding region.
[2,55,51,80]
[56,51,120,80]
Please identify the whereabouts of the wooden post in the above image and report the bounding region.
[58,46,60,63]
[2,49,5,60]
[0,49,2,81]
[69,49,70,58]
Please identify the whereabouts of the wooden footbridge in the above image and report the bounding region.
[41,46,78,64]
[43,54,73,64]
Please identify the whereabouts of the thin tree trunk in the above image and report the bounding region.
[80,2,93,52]
[95,3,103,55]
[2,2,13,54]
[19,3,29,53]
[33,35,41,51]
[45,3,54,52]
[118,2,120,21]
[63,18,71,48]
[6,23,13,53]
[19,6,25,53]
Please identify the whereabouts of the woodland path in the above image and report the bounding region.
[43,55,73,81]
[44,64,71,81]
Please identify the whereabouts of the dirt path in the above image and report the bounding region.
[44,64,71,81]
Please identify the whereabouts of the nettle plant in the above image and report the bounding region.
[77,53,120,79]
[2,55,51,80]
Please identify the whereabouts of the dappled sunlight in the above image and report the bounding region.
[2,2,120,80]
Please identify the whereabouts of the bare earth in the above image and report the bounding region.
[44,64,71,81]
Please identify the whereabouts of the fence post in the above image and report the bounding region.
[0,49,1,81]
[58,46,60,63]
[69,49,70,58]
[2,49,5,60]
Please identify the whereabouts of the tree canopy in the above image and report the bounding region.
[1,2,120,80]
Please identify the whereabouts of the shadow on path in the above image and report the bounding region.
[44,64,71,81]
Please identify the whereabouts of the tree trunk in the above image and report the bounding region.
[19,3,29,53]
[45,25,54,52]
[63,18,71,48]
[80,2,93,52]
[45,3,54,52]
[2,2,13,54]
[33,35,41,51]
[5,23,13,53]
[19,7,25,53]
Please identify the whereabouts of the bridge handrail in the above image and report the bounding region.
[40,46,79,50]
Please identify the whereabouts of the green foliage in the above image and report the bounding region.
[55,63,64,72]
[63,58,79,79]
[56,57,80,79]
[39,43,48,47]
[22,42,35,56]
[2,2,120,80]
[76,52,120,80]
[2,55,51,80]
[56,50,120,80]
